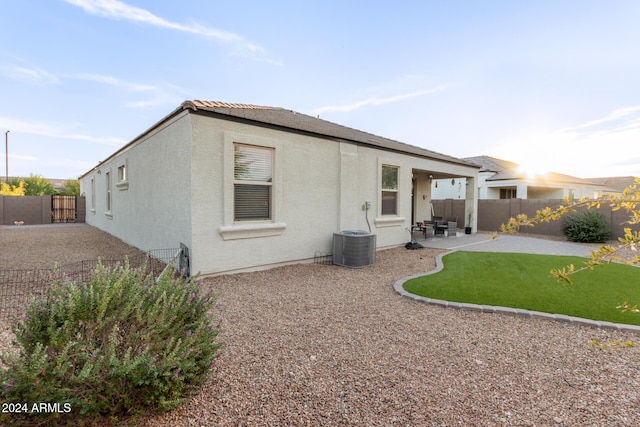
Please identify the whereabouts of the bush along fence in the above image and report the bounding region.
[0,245,190,321]
[432,198,638,240]
[0,244,217,424]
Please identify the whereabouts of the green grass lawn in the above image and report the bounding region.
[403,251,640,326]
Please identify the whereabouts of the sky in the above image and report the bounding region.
[1,0,639,181]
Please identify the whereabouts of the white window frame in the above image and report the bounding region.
[381,164,399,216]
[233,144,273,221]
[90,177,96,213]
[375,158,405,228]
[105,169,112,219]
[219,132,286,240]
[116,159,129,190]
[500,188,517,199]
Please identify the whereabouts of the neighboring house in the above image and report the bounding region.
[79,100,479,275]
[458,155,605,200]
[430,177,468,200]
[48,178,68,192]
[588,176,639,196]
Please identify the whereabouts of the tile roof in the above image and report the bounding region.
[181,100,477,168]
[587,176,639,191]
[80,100,480,179]
[186,100,273,110]
[463,155,602,185]
[464,155,519,174]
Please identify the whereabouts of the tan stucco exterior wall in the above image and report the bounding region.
[82,111,478,275]
[81,111,193,255]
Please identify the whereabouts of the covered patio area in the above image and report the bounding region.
[411,169,477,238]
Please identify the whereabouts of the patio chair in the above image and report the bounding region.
[423,220,435,239]
[445,217,457,237]
[435,216,457,237]
[433,216,447,237]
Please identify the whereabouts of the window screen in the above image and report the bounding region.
[234,144,273,221]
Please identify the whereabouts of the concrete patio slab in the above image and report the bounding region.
[418,233,594,257]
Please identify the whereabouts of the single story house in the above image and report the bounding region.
[588,176,639,196]
[80,100,479,275]
[462,155,604,200]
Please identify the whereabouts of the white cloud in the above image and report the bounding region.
[65,73,186,108]
[0,63,59,84]
[2,154,97,179]
[67,73,157,92]
[0,116,126,146]
[63,0,279,63]
[313,84,451,115]
[560,105,640,135]
[488,106,640,178]
[1,67,186,109]
[8,154,39,161]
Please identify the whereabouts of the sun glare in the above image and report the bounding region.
[516,161,551,178]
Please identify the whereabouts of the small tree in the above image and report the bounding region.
[0,180,26,196]
[498,178,640,284]
[21,174,56,196]
[58,179,80,196]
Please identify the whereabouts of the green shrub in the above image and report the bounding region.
[561,211,611,243]
[0,261,221,424]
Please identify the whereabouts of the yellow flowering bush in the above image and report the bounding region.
[0,180,26,196]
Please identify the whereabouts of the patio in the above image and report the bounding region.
[412,231,596,257]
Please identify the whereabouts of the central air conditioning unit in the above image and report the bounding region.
[332,230,376,268]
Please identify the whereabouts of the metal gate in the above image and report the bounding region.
[51,195,77,223]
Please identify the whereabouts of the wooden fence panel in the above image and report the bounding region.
[51,195,77,223]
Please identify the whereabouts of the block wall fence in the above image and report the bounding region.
[0,196,85,225]
[432,198,636,240]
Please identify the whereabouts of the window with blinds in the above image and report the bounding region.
[234,144,273,221]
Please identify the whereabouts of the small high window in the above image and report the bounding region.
[116,161,129,190]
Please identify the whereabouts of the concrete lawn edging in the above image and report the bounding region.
[393,250,640,335]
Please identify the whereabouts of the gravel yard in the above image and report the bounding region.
[0,224,147,270]
[2,224,640,425]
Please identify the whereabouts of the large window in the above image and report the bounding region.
[234,144,273,221]
[381,165,398,215]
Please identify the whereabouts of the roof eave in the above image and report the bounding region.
[79,104,188,179]
[186,102,479,170]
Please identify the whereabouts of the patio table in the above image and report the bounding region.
[412,223,435,239]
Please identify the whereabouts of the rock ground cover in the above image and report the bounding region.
[1,224,639,425]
